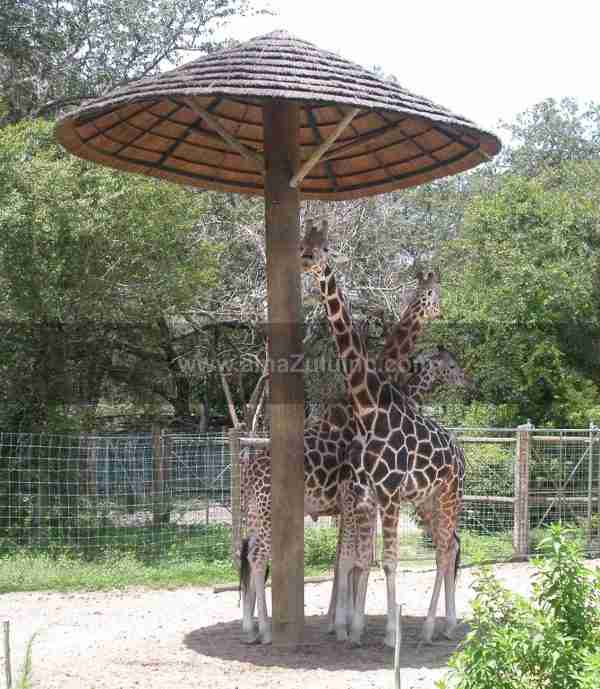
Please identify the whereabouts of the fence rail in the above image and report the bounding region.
[1,425,599,567]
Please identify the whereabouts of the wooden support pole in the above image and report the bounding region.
[264,99,305,647]
[513,422,532,560]
[290,107,360,188]
[229,427,242,569]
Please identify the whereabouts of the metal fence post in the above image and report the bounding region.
[229,427,242,568]
[82,433,98,498]
[586,423,596,546]
[596,423,600,541]
[163,433,173,523]
[513,421,533,560]
[152,426,168,526]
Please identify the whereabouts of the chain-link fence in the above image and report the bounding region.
[1,425,599,568]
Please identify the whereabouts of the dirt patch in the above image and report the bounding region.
[2,560,598,689]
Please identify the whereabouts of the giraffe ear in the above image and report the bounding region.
[416,270,424,281]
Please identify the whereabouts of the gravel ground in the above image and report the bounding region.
[3,559,598,689]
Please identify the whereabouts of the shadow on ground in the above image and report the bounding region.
[184,614,468,671]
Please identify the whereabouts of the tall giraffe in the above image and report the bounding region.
[325,346,469,634]
[239,348,467,644]
[301,219,465,647]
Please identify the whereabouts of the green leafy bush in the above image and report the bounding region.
[304,526,338,566]
[438,525,600,689]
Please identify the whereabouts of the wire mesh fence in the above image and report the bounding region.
[1,425,598,571]
[529,427,600,548]
[0,430,234,562]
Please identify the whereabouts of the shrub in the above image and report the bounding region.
[438,524,600,689]
[304,527,338,566]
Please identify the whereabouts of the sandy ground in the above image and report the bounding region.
[2,560,599,689]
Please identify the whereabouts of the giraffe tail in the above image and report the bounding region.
[238,536,269,607]
[239,537,250,605]
[453,531,461,581]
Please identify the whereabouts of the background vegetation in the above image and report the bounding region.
[2,3,600,432]
[439,526,600,689]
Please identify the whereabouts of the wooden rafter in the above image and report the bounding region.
[184,96,265,171]
[290,107,360,188]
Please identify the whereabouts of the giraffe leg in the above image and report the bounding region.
[421,562,443,645]
[349,567,370,644]
[242,577,257,637]
[327,515,344,634]
[242,535,271,644]
[349,506,376,645]
[442,536,459,639]
[347,568,357,625]
[327,562,339,633]
[254,563,272,644]
[334,557,353,641]
[381,505,400,648]
[421,499,458,645]
[240,537,257,638]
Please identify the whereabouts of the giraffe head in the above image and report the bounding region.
[416,346,469,388]
[300,219,329,276]
[413,270,441,322]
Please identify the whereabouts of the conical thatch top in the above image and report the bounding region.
[55,30,500,199]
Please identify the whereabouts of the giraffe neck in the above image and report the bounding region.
[317,400,356,434]
[318,266,378,432]
[379,305,426,380]
[401,362,442,407]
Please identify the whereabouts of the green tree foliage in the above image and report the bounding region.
[501,97,600,176]
[0,119,220,428]
[432,162,600,426]
[0,0,266,125]
[438,526,600,689]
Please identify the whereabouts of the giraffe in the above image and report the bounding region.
[239,347,468,643]
[325,346,469,635]
[300,219,465,647]
[239,402,356,644]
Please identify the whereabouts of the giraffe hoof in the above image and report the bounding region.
[442,625,457,641]
[335,626,348,642]
[384,632,396,648]
[260,631,272,645]
[419,619,435,646]
[243,633,260,645]
[242,620,256,635]
[349,632,363,646]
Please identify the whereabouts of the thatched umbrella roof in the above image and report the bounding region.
[55,30,500,199]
